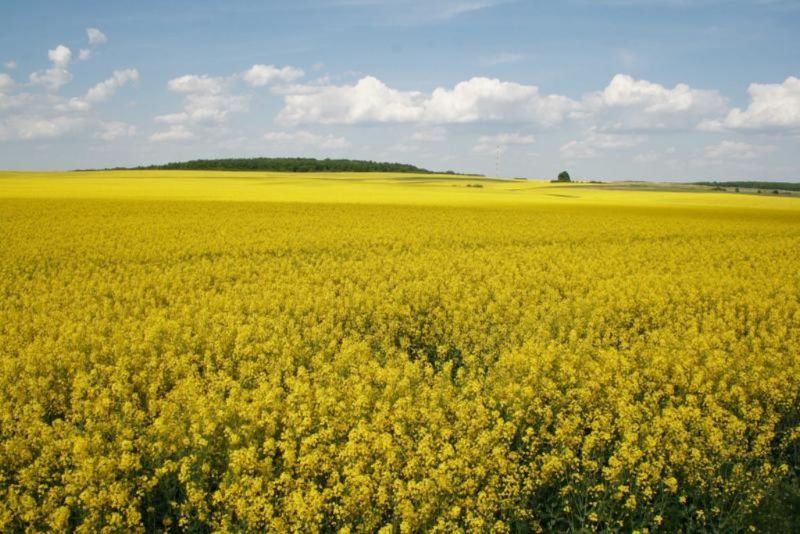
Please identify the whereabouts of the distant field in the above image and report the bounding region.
[1,170,799,208]
[1,171,799,532]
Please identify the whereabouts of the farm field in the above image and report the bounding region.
[1,170,800,532]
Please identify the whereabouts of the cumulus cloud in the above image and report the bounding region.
[698,77,800,131]
[95,121,136,141]
[29,45,73,91]
[425,78,577,124]
[158,74,249,125]
[279,76,423,124]
[0,31,141,144]
[86,28,108,45]
[277,75,579,125]
[85,69,139,103]
[243,64,304,87]
[48,45,72,68]
[583,74,728,130]
[52,69,139,112]
[167,74,228,94]
[264,130,351,149]
[4,60,17,70]
[0,78,85,139]
[149,125,194,142]
[276,73,730,131]
[560,127,645,159]
[703,140,777,160]
[474,132,536,153]
[156,94,249,124]
[0,73,15,93]
[58,97,91,112]
[0,115,85,141]
[79,49,91,61]
[29,69,72,91]
[152,113,187,125]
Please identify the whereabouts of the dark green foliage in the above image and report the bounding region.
[122,158,435,173]
[751,475,800,533]
[551,171,572,183]
[695,181,800,192]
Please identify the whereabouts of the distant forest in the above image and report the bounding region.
[695,181,800,192]
[121,158,445,174]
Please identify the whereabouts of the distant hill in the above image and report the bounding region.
[116,157,444,174]
[694,181,800,192]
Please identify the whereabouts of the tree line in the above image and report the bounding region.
[118,158,438,173]
[694,181,800,192]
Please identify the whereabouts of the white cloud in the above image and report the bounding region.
[590,74,706,112]
[79,49,91,61]
[153,112,188,124]
[95,121,136,141]
[243,64,304,87]
[276,73,730,132]
[279,76,423,124]
[703,140,777,160]
[474,132,536,152]
[185,94,249,122]
[264,130,351,149]
[61,97,91,112]
[167,74,227,94]
[0,73,15,92]
[425,77,577,124]
[583,74,728,130]
[0,92,51,112]
[56,69,139,112]
[48,45,72,68]
[0,115,85,141]
[159,74,249,125]
[29,69,72,91]
[560,127,645,159]
[698,77,800,131]
[4,60,16,70]
[149,125,194,142]
[278,75,579,125]
[86,28,108,46]
[560,140,595,160]
[154,94,249,123]
[85,69,139,103]
[29,45,73,91]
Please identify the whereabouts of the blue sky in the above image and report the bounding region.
[1,0,798,180]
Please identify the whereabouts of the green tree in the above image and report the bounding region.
[557,171,571,182]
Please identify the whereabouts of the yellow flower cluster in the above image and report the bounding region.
[1,198,799,532]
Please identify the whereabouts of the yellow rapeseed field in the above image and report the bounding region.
[1,171,799,532]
